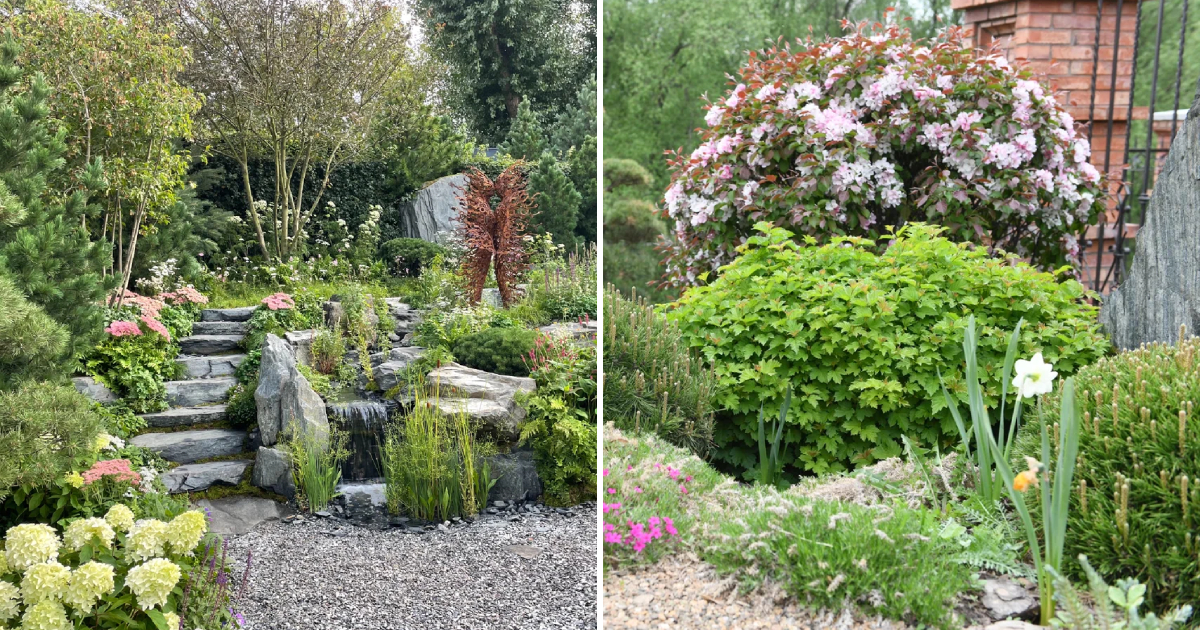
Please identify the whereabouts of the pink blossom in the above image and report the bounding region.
[606,487,616,495]
[262,292,295,311]
[756,83,779,101]
[705,106,724,127]
[603,468,609,477]
[140,316,171,341]
[105,320,142,337]
[725,84,746,109]
[81,459,141,486]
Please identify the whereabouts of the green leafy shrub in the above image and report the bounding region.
[243,292,312,351]
[603,285,715,457]
[234,349,261,386]
[669,222,1109,476]
[1013,333,1200,615]
[519,337,597,505]
[523,244,597,321]
[84,319,179,413]
[0,384,102,502]
[311,326,345,375]
[603,241,674,305]
[224,380,258,429]
[452,328,538,377]
[413,305,496,350]
[96,403,147,440]
[379,237,447,278]
[604,198,664,244]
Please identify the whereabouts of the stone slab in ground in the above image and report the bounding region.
[201,307,255,322]
[130,429,245,464]
[140,405,227,428]
[72,376,117,403]
[161,460,250,493]
[191,321,250,336]
[166,376,236,407]
[176,354,245,379]
[180,335,244,355]
[196,497,293,535]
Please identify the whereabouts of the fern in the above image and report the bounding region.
[1049,556,1193,630]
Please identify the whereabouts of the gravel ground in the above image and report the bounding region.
[603,554,912,630]
[222,506,598,630]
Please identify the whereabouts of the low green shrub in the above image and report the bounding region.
[523,245,597,321]
[0,384,103,502]
[224,380,258,429]
[413,305,496,350]
[451,328,538,377]
[669,222,1109,476]
[605,198,664,244]
[311,327,346,374]
[603,241,674,305]
[85,319,179,413]
[243,292,313,351]
[603,285,715,457]
[520,337,597,505]
[95,402,147,440]
[379,237,448,278]
[1013,332,1200,615]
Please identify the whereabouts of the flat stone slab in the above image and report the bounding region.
[162,460,250,493]
[981,577,1038,621]
[180,335,244,355]
[539,321,598,343]
[375,347,427,392]
[201,307,256,322]
[505,544,542,559]
[130,429,245,464]
[140,405,227,428]
[192,321,249,336]
[285,329,316,366]
[166,377,236,407]
[434,398,520,442]
[177,354,246,379]
[72,376,117,403]
[426,363,535,404]
[196,497,293,535]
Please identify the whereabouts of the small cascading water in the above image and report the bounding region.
[327,401,390,481]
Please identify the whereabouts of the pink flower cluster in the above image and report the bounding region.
[81,459,141,486]
[161,286,209,305]
[105,321,142,337]
[262,292,295,311]
[661,20,1105,290]
[604,517,678,553]
[110,289,166,320]
[140,315,171,341]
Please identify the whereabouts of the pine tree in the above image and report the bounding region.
[528,151,581,246]
[549,77,597,155]
[0,270,68,390]
[567,136,597,243]
[0,36,114,366]
[502,101,549,161]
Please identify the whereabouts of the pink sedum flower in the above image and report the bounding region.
[105,321,142,337]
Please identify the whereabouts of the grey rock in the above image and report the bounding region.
[375,347,427,392]
[1101,91,1200,349]
[72,377,117,404]
[251,446,295,498]
[166,377,236,407]
[196,497,292,535]
[506,545,542,559]
[436,398,520,442]
[176,354,246,379]
[200,307,256,322]
[981,577,1038,621]
[393,173,466,241]
[256,335,328,446]
[140,405,227,428]
[538,321,598,343]
[130,429,245,464]
[162,460,249,493]
[486,451,543,503]
[191,321,249,336]
[984,622,1042,630]
[285,329,317,367]
[180,335,244,355]
[427,363,535,441]
[480,288,503,308]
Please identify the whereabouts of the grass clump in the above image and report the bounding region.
[286,425,348,512]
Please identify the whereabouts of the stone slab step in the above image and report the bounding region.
[180,335,244,355]
[192,321,249,336]
[130,429,246,464]
[140,405,227,428]
[162,460,250,493]
[166,377,237,407]
[177,354,246,379]
[201,307,255,322]
[72,376,117,403]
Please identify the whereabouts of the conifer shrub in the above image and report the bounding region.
[669,222,1109,476]
[0,271,69,388]
[452,327,539,377]
[1013,331,1200,615]
[0,384,102,501]
[379,237,447,278]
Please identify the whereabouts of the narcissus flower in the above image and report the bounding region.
[1012,352,1058,398]
[1014,457,1043,492]
[125,558,181,610]
[4,524,61,572]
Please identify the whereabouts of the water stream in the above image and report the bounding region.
[327,400,390,480]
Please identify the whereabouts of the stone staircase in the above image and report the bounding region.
[130,307,256,493]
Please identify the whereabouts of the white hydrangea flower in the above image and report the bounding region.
[4,524,60,572]
[125,558,181,610]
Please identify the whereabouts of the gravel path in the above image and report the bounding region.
[603,554,912,630]
[222,506,598,630]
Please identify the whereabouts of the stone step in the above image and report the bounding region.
[192,321,249,336]
[72,376,117,404]
[177,354,246,379]
[180,335,244,355]
[166,377,237,407]
[130,429,246,464]
[162,460,250,493]
[140,405,228,428]
[200,307,255,322]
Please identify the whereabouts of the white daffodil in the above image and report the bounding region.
[1012,352,1058,398]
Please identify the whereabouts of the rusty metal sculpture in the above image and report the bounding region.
[455,165,533,307]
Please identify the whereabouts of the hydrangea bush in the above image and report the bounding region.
[661,20,1104,289]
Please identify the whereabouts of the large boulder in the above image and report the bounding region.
[1101,91,1200,349]
[285,330,317,367]
[255,334,328,446]
[251,446,295,498]
[393,173,466,242]
[374,347,427,392]
[486,450,543,503]
[426,363,535,442]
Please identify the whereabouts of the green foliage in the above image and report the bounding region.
[602,159,653,190]
[451,328,538,377]
[224,380,258,429]
[381,388,488,520]
[669,222,1110,476]
[549,77,597,156]
[1013,334,1200,615]
[756,389,790,487]
[286,425,348,513]
[243,300,312,353]
[413,304,497,350]
[96,403,147,440]
[528,152,581,246]
[519,339,597,506]
[602,159,670,303]
[379,238,448,279]
[84,324,178,414]
[372,86,473,198]
[0,268,69,388]
[604,198,664,244]
[522,244,597,321]
[404,253,465,310]
[602,285,715,457]
[603,241,673,305]
[311,327,347,375]
[1050,555,1193,630]
[501,101,549,161]
[567,136,597,244]
[0,383,102,503]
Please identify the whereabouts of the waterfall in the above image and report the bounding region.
[327,401,390,481]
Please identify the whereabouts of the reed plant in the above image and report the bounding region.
[286,424,348,512]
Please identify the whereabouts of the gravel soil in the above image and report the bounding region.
[603,554,911,630]
[222,506,598,630]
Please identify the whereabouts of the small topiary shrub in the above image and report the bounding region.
[668,222,1109,476]
[604,198,664,244]
[452,327,538,377]
[660,21,1104,290]
[379,237,448,278]
[1013,331,1200,615]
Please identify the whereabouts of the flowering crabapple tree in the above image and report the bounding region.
[661,19,1105,289]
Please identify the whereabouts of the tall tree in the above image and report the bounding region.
[527,152,580,246]
[414,0,594,142]
[549,76,597,155]
[567,136,596,243]
[502,101,549,161]
[166,0,410,261]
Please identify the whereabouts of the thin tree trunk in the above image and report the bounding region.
[240,153,270,258]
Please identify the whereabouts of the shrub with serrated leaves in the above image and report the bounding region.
[1013,333,1200,615]
[451,328,538,377]
[668,222,1108,476]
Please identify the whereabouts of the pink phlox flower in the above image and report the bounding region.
[603,468,609,477]
[663,517,678,537]
[606,487,616,495]
[679,484,689,495]
[603,503,622,514]
[634,486,643,493]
